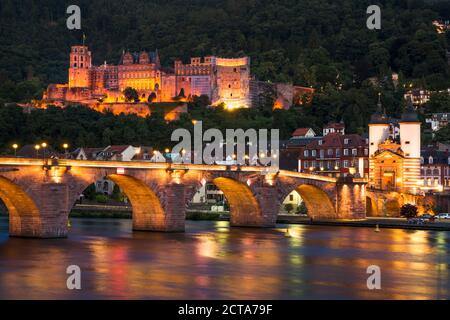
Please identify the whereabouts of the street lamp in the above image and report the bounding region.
[41,142,48,159]
[63,143,69,158]
[34,144,41,157]
[12,144,18,157]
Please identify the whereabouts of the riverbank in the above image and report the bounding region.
[277,215,450,231]
[70,209,225,221]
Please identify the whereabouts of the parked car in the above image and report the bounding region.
[420,214,434,220]
[436,213,450,220]
[407,218,427,225]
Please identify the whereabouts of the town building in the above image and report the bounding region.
[426,113,450,135]
[420,148,450,192]
[292,123,369,178]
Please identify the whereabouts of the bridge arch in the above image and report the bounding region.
[212,177,262,226]
[67,169,168,231]
[294,184,336,219]
[0,176,42,237]
[277,177,337,219]
[106,174,166,231]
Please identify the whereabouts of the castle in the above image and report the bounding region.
[43,45,313,112]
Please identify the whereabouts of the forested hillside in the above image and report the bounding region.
[1,0,450,150]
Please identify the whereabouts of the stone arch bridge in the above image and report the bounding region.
[0,158,367,238]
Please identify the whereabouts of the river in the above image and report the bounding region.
[0,217,449,299]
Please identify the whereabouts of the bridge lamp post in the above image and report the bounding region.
[12,144,18,157]
[41,142,48,159]
[63,143,69,158]
[34,144,41,157]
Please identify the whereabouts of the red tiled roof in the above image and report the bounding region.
[292,128,313,137]
[306,133,367,148]
[325,122,345,129]
[104,145,131,153]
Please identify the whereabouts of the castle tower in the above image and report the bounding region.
[368,95,390,188]
[68,45,92,88]
[214,57,251,109]
[368,94,390,157]
[399,97,421,191]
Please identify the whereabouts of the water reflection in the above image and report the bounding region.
[0,217,449,299]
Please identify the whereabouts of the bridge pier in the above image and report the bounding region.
[132,183,186,232]
[336,178,366,219]
[230,185,278,228]
[10,183,69,238]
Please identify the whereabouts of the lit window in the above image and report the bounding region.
[343,149,349,156]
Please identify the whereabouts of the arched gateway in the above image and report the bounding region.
[0,158,367,238]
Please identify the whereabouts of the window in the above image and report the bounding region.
[364,149,368,156]
[304,161,308,168]
[343,149,349,156]
[352,149,357,156]
[343,160,349,168]
[405,141,410,144]
[420,157,424,164]
[336,149,341,157]
[429,156,434,164]
[304,150,309,157]
[344,139,349,144]
[318,140,323,145]
[328,149,333,156]
[320,150,324,158]
[289,194,294,201]
[311,150,316,157]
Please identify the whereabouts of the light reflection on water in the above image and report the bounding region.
[0,217,449,299]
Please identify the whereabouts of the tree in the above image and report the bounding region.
[148,92,157,103]
[434,125,450,144]
[296,202,308,215]
[284,203,294,214]
[400,204,418,219]
[123,87,139,103]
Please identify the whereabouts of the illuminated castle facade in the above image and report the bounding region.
[44,45,253,109]
[43,45,313,111]
[368,97,421,193]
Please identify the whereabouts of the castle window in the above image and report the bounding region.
[80,63,84,68]
[429,156,434,164]
[74,56,77,61]
[234,68,237,72]
[81,56,84,61]
[370,142,374,145]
